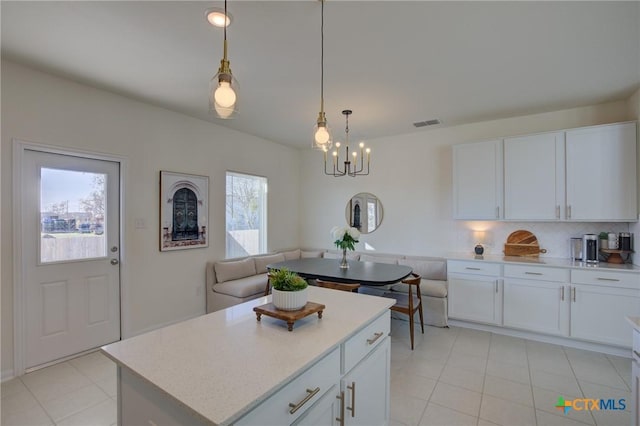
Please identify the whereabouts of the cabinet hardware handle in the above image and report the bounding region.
[572,287,576,302]
[496,206,500,219]
[347,382,356,417]
[561,287,565,301]
[597,277,620,282]
[495,281,499,293]
[336,391,345,426]
[289,387,320,414]
[465,267,481,271]
[634,350,640,358]
[525,272,543,275]
[556,205,560,219]
[567,205,572,219]
[367,332,384,345]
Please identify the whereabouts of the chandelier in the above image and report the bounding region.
[312,0,331,149]
[323,110,371,177]
[209,0,239,119]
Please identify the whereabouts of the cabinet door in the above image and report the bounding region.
[503,279,569,336]
[342,338,390,426]
[633,358,639,426]
[294,385,339,426]
[453,140,503,220]
[448,274,502,325]
[504,132,565,220]
[570,284,640,347]
[566,122,637,221]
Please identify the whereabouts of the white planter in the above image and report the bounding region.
[272,288,308,311]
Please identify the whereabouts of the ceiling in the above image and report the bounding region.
[2,1,639,148]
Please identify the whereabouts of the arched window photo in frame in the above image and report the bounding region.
[345,192,383,234]
[160,171,209,251]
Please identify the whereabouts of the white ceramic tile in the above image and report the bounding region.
[571,361,629,391]
[535,409,595,426]
[590,407,631,426]
[485,359,531,385]
[412,345,454,363]
[40,384,109,422]
[483,375,534,407]
[69,351,116,383]
[391,370,438,401]
[479,394,536,426]
[477,419,500,426]
[21,363,92,402]
[438,364,485,393]
[429,382,482,417]
[564,347,610,364]
[55,398,117,426]
[445,352,488,374]
[606,354,632,378]
[531,369,583,396]
[0,387,41,416]
[527,353,574,377]
[1,378,29,399]
[451,338,490,358]
[390,393,429,426]
[419,402,478,426]
[532,386,595,425]
[95,375,117,398]
[578,381,631,411]
[488,345,528,366]
[0,403,53,426]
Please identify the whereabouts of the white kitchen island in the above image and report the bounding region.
[101,286,394,425]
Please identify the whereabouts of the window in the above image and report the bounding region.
[225,172,267,258]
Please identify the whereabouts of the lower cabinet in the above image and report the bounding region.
[294,385,340,426]
[503,279,569,336]
[448,261,502,325]
[632,329,639,426]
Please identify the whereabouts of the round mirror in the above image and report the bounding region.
[345,193,383,234]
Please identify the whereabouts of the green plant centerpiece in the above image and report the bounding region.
[331,226,360,269]
[270,268,309,311]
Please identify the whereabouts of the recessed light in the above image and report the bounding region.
[205,8,232,28]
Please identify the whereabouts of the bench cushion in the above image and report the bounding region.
[281,249,301,260]
[214,257,256,283]
[391,279,448,298]
[398,258,447,281]
[324,251,360,261]
[213,273,268,298]
[254,253,286,274]
[359,254,399,264]
[301,250,324,258]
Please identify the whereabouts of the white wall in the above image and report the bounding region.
[299,100,634,257]
[1,61,300,377]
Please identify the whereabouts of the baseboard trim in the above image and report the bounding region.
[1,369,15,383]
[448,319,631,358]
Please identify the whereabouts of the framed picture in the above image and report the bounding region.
[159,171,209,251]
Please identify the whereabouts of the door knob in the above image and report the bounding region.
[110,259,119,265]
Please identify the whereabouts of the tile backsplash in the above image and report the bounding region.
[454,221,633,261]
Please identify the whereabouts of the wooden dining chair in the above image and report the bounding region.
[264,273,273,296]
[315,279,361,293]
[386,273,423,350]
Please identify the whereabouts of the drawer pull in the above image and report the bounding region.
[367,332,384,345]
[336,391,345,426]
[597,277,620,282]
[289,387,320,414]
[634,350,640,358]
[572,287,576,302]
[561,286,565,301]
[525,272,543,276]
[556,205,560,219]
[465,267,481,271]
[347,382,356,417]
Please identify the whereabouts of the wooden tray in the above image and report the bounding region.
[504,230,547,257]
[253,302,325,331]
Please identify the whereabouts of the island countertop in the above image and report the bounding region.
[101,286,393,425]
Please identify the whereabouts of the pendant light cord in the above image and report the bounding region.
[223,0,228,60]
[320,0,324,113]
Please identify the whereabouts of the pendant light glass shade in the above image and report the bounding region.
[312,0,331,149]
[209,0,238,119]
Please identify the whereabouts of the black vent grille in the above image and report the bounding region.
[413,119,441,128]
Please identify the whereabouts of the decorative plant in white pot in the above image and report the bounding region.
[331,226,360,269]
[270,268,309,311]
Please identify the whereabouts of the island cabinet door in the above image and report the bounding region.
[293,384,340,426]
[341,337,390,426]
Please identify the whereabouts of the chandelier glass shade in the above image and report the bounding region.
[209,0,239,119]
[324,110,370,177]
[312,0,332,149]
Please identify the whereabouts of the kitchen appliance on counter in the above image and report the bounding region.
[570,237,582,261]
[582,234,599,263]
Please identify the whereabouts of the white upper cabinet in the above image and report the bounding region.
[565,122,637,221]
[504,132,565,220]
[453,140,503,220]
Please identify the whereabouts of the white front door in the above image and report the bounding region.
[22,148,121,369]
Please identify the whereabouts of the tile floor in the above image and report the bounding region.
[1,319,633,426]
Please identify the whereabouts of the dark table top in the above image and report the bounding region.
[267,258,412,286]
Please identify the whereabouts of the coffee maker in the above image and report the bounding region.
[582,234,598,263]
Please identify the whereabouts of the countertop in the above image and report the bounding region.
[101,286,394,426]
[627,316,640,333]
[447,253,640,273]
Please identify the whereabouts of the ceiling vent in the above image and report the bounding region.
[413,119,441,128]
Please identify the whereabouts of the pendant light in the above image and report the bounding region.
[312,0,331,149]
[324,110,371,177]
[209,0,239,119]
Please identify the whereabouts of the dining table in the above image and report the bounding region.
[267,257,412,286]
